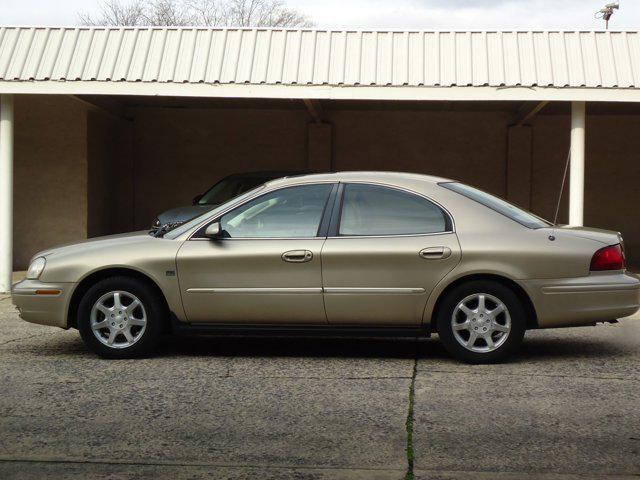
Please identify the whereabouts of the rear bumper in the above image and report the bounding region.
[521,272,640,328]
[11,279,75,328]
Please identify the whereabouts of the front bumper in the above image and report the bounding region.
[12,279,75,328]
[521,272,640,328]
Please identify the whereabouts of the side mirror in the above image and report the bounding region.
[192,194,203,205]
[204,222,222,239]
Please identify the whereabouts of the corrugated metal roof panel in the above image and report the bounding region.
[407,32,422,86]
[313,30,329,84]
[628,33,640,86]
[470,32,487,86]
[0,26,638,89]
[532,32,551,86]
[456,32,472,86]
[343,31,360,85]
[111,29,135,81]
[612,32,632,87]
[0,28,19,78]
[20,28,46,80]
[297,30,315,84]
[327,31,344,85]
[423,33,438,86]
[5,27,32,80]
[582,32,601,87]
[439,32,454,86]
[281,30,299,84]
[264,29,282,84]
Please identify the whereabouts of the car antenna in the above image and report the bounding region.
[553,148,572,226]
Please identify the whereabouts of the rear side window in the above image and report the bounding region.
[338,184,449,236]
[441,182,551,229]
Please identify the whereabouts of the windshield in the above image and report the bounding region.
[163,185,266,239]
[198,175,276,205]
[441,182,551,229]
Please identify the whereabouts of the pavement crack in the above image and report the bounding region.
[257,375,413,380]
[0,457,404,473]
[0,332,50,347]
[404,353,418,480]
[423,368,640,382]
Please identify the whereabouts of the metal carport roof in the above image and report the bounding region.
[0,27,639,101]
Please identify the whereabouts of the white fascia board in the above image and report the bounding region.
[1,81,639,103]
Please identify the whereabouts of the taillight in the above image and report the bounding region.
[590,244,626,271]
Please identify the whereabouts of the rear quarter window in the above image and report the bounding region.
[441,182,551,229]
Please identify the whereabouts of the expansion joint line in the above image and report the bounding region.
[405,353,418,480]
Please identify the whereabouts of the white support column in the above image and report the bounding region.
[0,94,14,293]
[569,101,586,226]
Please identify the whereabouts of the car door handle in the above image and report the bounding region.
[282,250,313,263]
[419,247,451,260]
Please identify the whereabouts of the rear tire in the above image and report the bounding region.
[77,276,165,359]
[436,280,526,364]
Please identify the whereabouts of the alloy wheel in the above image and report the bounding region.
[450,292,511,353]
[90,290,147,349]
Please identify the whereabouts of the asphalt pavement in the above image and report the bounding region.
[0,293,638,479]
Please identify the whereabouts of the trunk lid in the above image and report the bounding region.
[555,225,622,246]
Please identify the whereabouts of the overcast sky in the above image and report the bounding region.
[0,0,638,30]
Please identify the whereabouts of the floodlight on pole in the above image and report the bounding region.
[595,2,620,29]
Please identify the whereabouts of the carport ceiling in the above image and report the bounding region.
[77,95,640,121]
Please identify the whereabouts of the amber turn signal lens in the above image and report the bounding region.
[35,289,61,295]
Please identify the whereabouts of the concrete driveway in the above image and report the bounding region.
[0,293,638,480]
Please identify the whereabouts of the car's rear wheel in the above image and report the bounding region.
[77,276,165,359]
[436,280,526,364]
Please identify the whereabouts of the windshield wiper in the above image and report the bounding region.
[150,221,184,238]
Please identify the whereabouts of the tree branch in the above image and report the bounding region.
[79,0,314,27]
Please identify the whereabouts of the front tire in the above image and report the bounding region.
[77,276,165,359]
[436,280,526,364]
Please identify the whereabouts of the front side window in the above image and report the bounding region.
[164,185,266,239]
[219,184,333,238]
[441,182,551,229]
[339,184,448,236]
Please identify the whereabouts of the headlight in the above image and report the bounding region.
[26,257,46,280]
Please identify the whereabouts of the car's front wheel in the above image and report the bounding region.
[77,276,165,359]
[436,280,526,364]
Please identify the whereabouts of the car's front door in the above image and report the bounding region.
[177,183,336,324]
[321,183,461,325]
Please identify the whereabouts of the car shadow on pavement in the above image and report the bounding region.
[23,327,628,363]
[147,332,627,363]
[158,335,428,359]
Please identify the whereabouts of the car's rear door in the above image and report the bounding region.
[177,183,336,324]
[321,183,461,325]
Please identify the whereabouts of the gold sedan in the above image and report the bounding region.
[12,172,640,363]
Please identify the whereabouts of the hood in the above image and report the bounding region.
[34,230,183,285]
[157,204,214,225]
[34,231,153,260]
[555,225,622,246]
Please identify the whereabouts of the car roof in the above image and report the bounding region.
[264,171,454,187]
[225,170,305,178]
